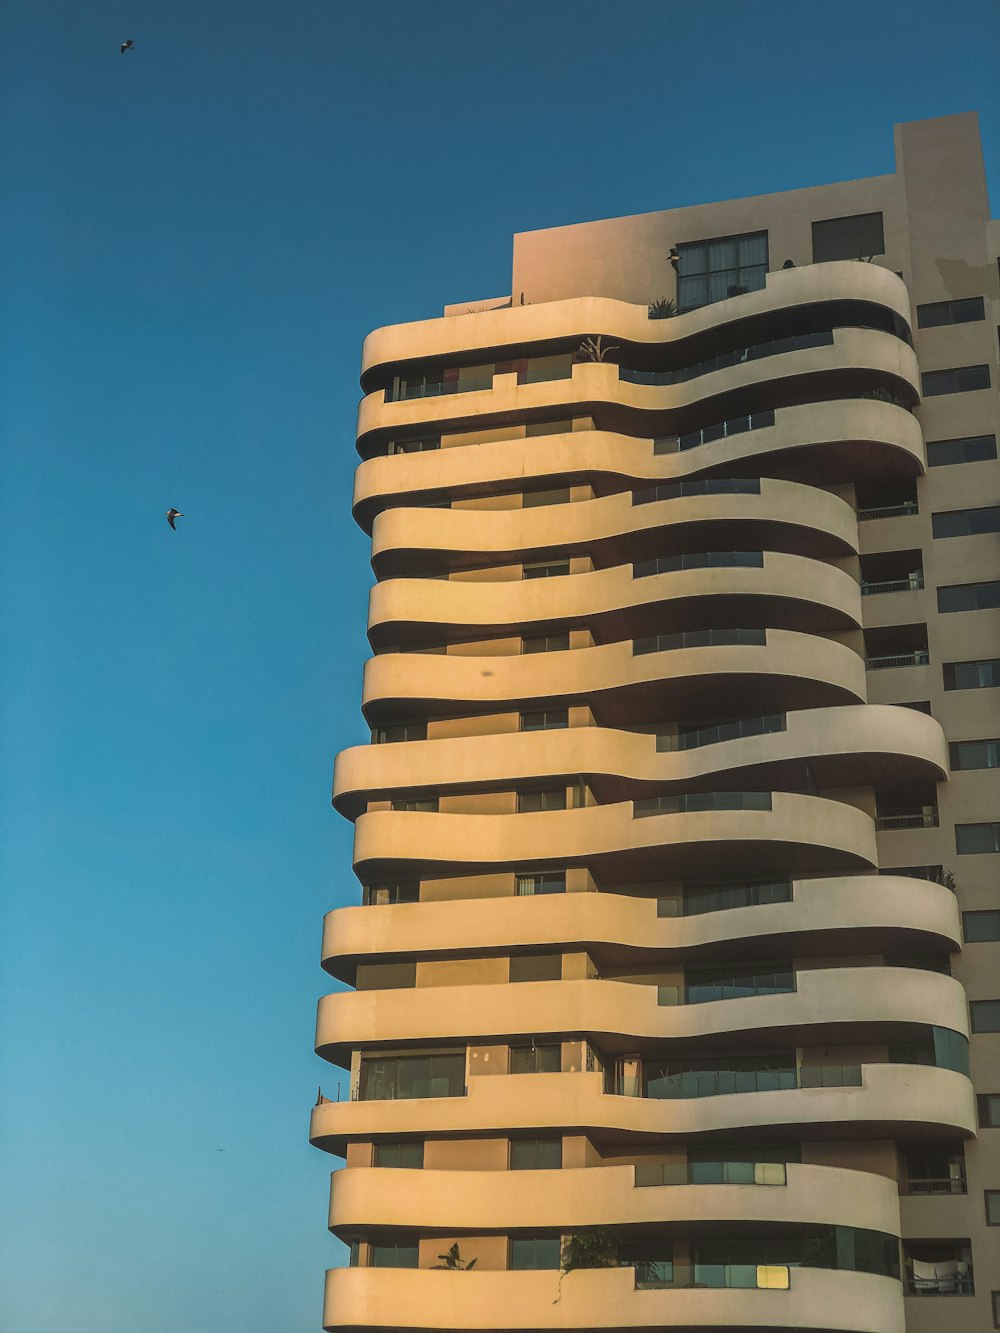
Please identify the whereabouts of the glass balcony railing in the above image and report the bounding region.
[635,1161,787,1187]
[659,713,785,752]
[655,408,776,454]
[614,1064,862,1100]
[657,879,793,916]
[633,550,763,579]
[635,1262,790,1291]
[634,791,772,818]
[620,330,834,387]
[633,478,761,505]
[634,627,766,655]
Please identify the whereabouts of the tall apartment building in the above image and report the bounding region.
[311,112,1000,1333]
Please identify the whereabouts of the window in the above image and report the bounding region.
[363,882,419,906]
[515,870,566,896]
[811,211,885,263]
[979,1094,1000,1128]
[388,436,439,455]
[970,1001,1000,1033]
[956,823,1000,855]
[903,1149,967,1195]
[370,1238,419,1268]
[391,797,439,812]
[509,953,562,983]
[522,560,570,579]
[986,1192,1000,1225]
[921,364,991,396]
[358,1052,466,1101]
[932,505,1000,538]
[517,787,567,813]
[684,962,794,1004]
[675,231,768,311]
[522,632,570,654]
[927,434,997,467]
[917,297,985,328]
[522,487,570,508]
[938,581,1000,613]
[944,659,1000,691]
[509,1235,561,1270]
[951,740,1000,771]
[373,720,427,744]
[510,1138,562,1170]
[520,709,568,731]
[965,911,1000,942]
[374,1141,424,1168]
[509,1043,561,1074]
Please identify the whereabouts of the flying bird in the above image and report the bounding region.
[120,40,135,54]
[165,508,183,530]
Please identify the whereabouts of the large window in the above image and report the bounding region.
[509,1043,561,1074]
[944,658,1000,691]
[917,297,985,328]
[950,739,1000,771]
[979,1094,1000,1128]
[675,231,768,311]
[811,212,885,263]
[509,1138,562,1170]
[927,434,997,467]
[964,911,1000,942]
[938,581,1000,613]
[520,708,568,731]
[921,364,991,396]
[374,1141,424,1168]
[932,505,1000,539]
[956,824,1000,856]
[362,881,419,906]
[509,1235,561,1270]
[515,870,566,896]
[517,787,567,813]
[358,1052,465,1101]
[370,1237,419,1268]
[970,1001,1000,1034]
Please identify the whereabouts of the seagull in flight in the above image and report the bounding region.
[165,508,184,530]
[120,40,135,54]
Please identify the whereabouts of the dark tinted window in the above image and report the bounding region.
[963,911,1000,943]
[956,823,1000,855]
[517,787,567,813]
[922,365,991,396]
[950,740,1000,771]
[510,1138,562,1170]
[523,560,570,579]
[509,953,562,983]
[938,582,1000,613]
[932,506,1000,538]
[371,1239,419,1268]
[363,881,420,906]
[987,1192,1000,1225]
[944,659,1000,691]
[509,1043,561,1074]
[520,709,569,731]
[917,297,985,328]
[515,871,566,895]
[675,231,768,310]
[391,796,439,812]
[374,1141,424,1168]
[522,632,570,654]
[971,1001,1000,1033]
[374,720,427,743]
[979,1094,1000,1127]
[811,212,885,262]
[927,434,997,467]
[509,1235,561,1269]
[359,1052,466,1100]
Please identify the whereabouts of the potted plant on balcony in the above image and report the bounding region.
[647,297,676,319]
[432,1243,477,1271]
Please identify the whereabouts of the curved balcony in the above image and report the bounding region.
[329,1159,898,1238]
[366,552,861,649]
[350,790,876,883]
[369,476,857,578]
[354,402,922,531]
[315,967,967,1066]
[333,705,946,818]
[321,875,962,982]
[360,263,912,382]
[361,629,865,724]
[356,327,918,461]
[310,1065,976,1155]
[325,1264,904,1333]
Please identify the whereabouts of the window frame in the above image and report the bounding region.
[926,434,997,467]
[921,364,991,397]
[937,581,1000,614]
[916,297,985,328]
[963,910,1000,943]
[970,1000,1000,1033]
[674,230,769,312]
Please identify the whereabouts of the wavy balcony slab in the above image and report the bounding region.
[320,876,962,982]
[351,791,877,881]
[361,630,866,724]
[333,705,946,817]
[310,1066,976,1156]
[315,967,968,1066]
[366,552,861,648]
[354,400,923,529]
[324,1263,906,1333]
[360,263,912,381]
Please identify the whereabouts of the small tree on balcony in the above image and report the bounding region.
[432,1243,477,1271]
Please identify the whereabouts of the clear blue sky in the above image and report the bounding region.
[1,2,997,1329]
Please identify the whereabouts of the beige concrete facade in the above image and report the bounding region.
[315,114,1000,1332]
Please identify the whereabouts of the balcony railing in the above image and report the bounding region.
[857,501,918,521]
[635,1161,787,1187]
[861,573,924,595]
[659,714,785,752]
[657,879,793,916]
[608,1063,862,1099]
[905,1270,974,1296]
[633,550,763,578]
[634,628,766,655]
[876,809,939,831]
[621,330,834,387]
[635,1262,790,1291]
[633,478,761,505]
[865,650,929,670]
[634,791,772,818]
[654,408,775,454]
[901,1175,967,1196]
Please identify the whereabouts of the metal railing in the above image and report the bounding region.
[876,810,939,830]
[865,650,929,670]
[659,713,785,752]
[861,573,924,595]
[621,330,833,387]
[657,880,793,916]
[634,628,766,655]
[857,501,918,520]
[634,550,763,578]
[634,478,761,505]
[654,408,775,454]
[902,1176,967,1196]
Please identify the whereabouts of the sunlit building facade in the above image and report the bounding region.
[312,112,1000,1333]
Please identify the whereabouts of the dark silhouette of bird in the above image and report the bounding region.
[120,40,135,54]
[165,508,183,530]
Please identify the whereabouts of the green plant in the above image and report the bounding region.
[561,1228,620,1272]
[860,385,911,409]
[647,297,676,319]
[933,868,958,892]
[432,1243,477,1271]
[576,335,619,363]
